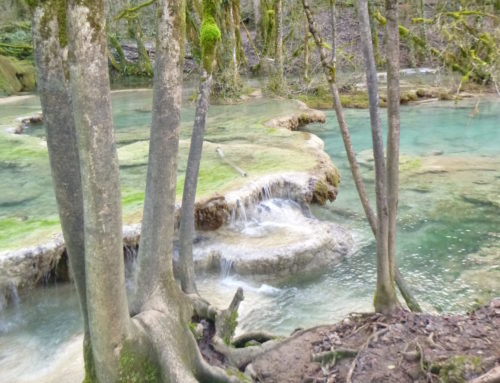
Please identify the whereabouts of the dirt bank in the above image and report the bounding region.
[248,299,500,383]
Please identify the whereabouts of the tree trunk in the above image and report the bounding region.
[66,0,132,381]
[301,0,378,235]
[178,68,213,293]
[385,0,423,313]
[253,0,261,44]
[303,0,418,314]
[274,0,284,87]
[329,0,336,64]
[133,0,186,308]
[30,2,95,380]
[303,15,310,81]
[232,0,247,66]
[357,0,399,314]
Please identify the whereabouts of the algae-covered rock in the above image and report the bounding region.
[0,55,36,95]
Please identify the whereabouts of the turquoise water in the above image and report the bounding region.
[0,94,499,380]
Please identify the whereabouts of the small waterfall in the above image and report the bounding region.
[124,245,138,291]
[237,199,247,222]
[220,257,233,279]
[8,284,19,306]
[261,184,272,200]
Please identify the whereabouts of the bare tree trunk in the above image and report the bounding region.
[179,0,221,295]
[329,0,336,64]
[30,2,95,380]
[232,0,247,66]
[385,0,422,313]
[274,0,284,88]
[303,0,419,314]
[302,0,378,234]
[134,0,186,307]
[253,0,261,44]
[357,0,398,314]
[66,0,132,380]
[303,15,310,81]
[179,71,212,294]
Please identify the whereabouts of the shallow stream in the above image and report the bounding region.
[0,93,499,381]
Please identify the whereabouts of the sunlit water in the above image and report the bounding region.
[0,93,499,380]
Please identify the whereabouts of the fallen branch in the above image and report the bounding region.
[216,147,247,177]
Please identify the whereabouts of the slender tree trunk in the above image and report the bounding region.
[253,0,261,44]
[329,0,336,64]
[134,0,186,307]
[30,2,95,380]
[179,71,213,294]
[303,0,419,313]
[302,0,377,234]
[66,0,132,380]
[385,0,400,283]
[357,0,399,314]
[232,0,247,66]
[274,0,284,87]
[385,0,422,313]
[304,14,310,81]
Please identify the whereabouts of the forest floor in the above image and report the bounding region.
[202,299,500,383]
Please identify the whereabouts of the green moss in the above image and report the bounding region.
[200,16,221,73]
[223,310,238,345]
[400,157,422,172]
[437,355,483,383]
[312,180,329,205]
[325,169,340,187]
[119,342,161,383]
[0,55,35,95]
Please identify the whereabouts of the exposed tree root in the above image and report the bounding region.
[232,331,278,348]
[212,336,280,370]
[346,326,389,383]
[311,348,358,364]
[470,366,500,383]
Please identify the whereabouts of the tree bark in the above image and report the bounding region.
[274,0,284,86]
[134,0,186,307]
[301,0,377,234]
[385,0,423,313]
[329,0,336,64]
[179,69,213,294]
[30,2,95,380]
[303,14,310,81]
[66,0,132,380]
[357,0,398,314]
[232,0,247,66]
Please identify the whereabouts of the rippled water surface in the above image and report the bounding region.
[0,93,499,380]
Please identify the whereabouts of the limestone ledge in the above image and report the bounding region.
[0,107,341,308]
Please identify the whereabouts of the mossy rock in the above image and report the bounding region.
[0,55,36,95]
[312,180,329,205]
